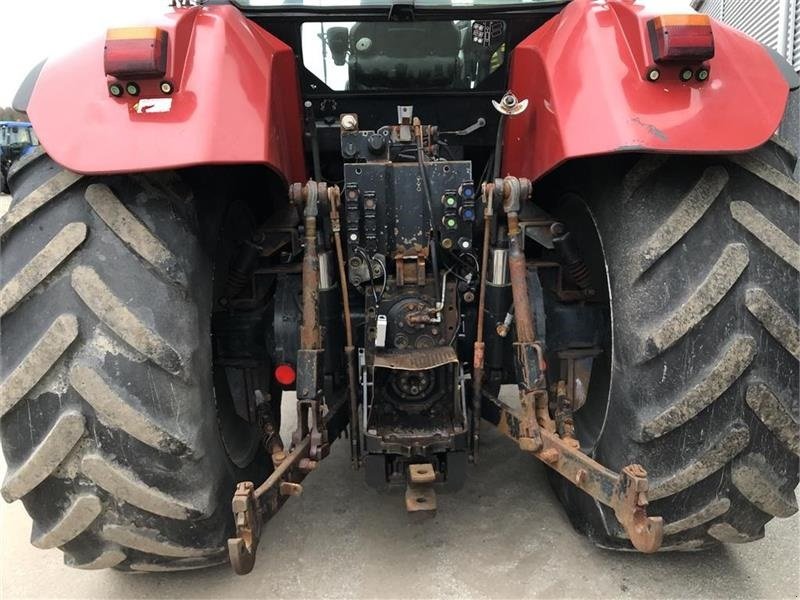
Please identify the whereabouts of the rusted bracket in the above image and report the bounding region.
[227,435,312,575]
[228,482,261,575]
[493,401,663,552]
[500,176,546,454]
[406,463,437,519]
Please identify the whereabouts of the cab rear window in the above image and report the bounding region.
[301,20,507,91]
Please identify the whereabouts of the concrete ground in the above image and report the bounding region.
[0,191,798,599]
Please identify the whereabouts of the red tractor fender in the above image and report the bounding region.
[502,0,795,182]
[23,5,306,183]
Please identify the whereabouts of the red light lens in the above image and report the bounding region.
[274,364,297,386]
[105,27,168,79]
[648,15,715,63]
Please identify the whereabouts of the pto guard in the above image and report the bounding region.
[502,0,793,181]
[23,5,306,183]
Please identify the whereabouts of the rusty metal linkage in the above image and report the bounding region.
[229,181,338,575]
[554,380,578,449]
[328,185,361,468]
[471,180,495,461]
[490,176,663,552]
[499,176,545,453]
[492,401,663,552]
[228,435,313,574]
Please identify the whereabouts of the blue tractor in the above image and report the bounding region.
[0,121,39,193]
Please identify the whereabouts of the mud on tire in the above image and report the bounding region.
[552,138,800,551]
[0,152,263,571]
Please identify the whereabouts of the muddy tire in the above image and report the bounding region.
[0,152,265,571]
[551,138,800,551]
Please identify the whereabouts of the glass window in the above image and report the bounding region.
[239,0,559,6]
[302,20,507,91]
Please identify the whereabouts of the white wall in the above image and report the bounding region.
[695,0,799,71]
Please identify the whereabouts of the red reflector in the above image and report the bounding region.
[105,27,168,78]
[274,364,297,386]
[648,15,715,63]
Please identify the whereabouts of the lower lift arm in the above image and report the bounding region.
[483,176,663,554]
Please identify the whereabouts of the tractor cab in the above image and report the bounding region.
[0,121,39,192]
[0,121,38,152]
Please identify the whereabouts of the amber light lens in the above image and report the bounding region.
[104,27,168,78]
[648,15,715,63]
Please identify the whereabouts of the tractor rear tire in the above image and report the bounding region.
[551,138,800,551]
[0,152,265,571]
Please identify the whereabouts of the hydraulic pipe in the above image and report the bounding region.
[329,187,361,466]
[471,182,494,460]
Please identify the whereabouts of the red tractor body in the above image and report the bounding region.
[2,0,797,576]
[20,0,793,183]
[25,5,306,181]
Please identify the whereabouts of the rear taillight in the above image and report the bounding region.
[647,15,715,63]
[274,364,297,387]
[104,27,168,79]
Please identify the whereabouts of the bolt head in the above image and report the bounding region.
[341,114,358,131]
